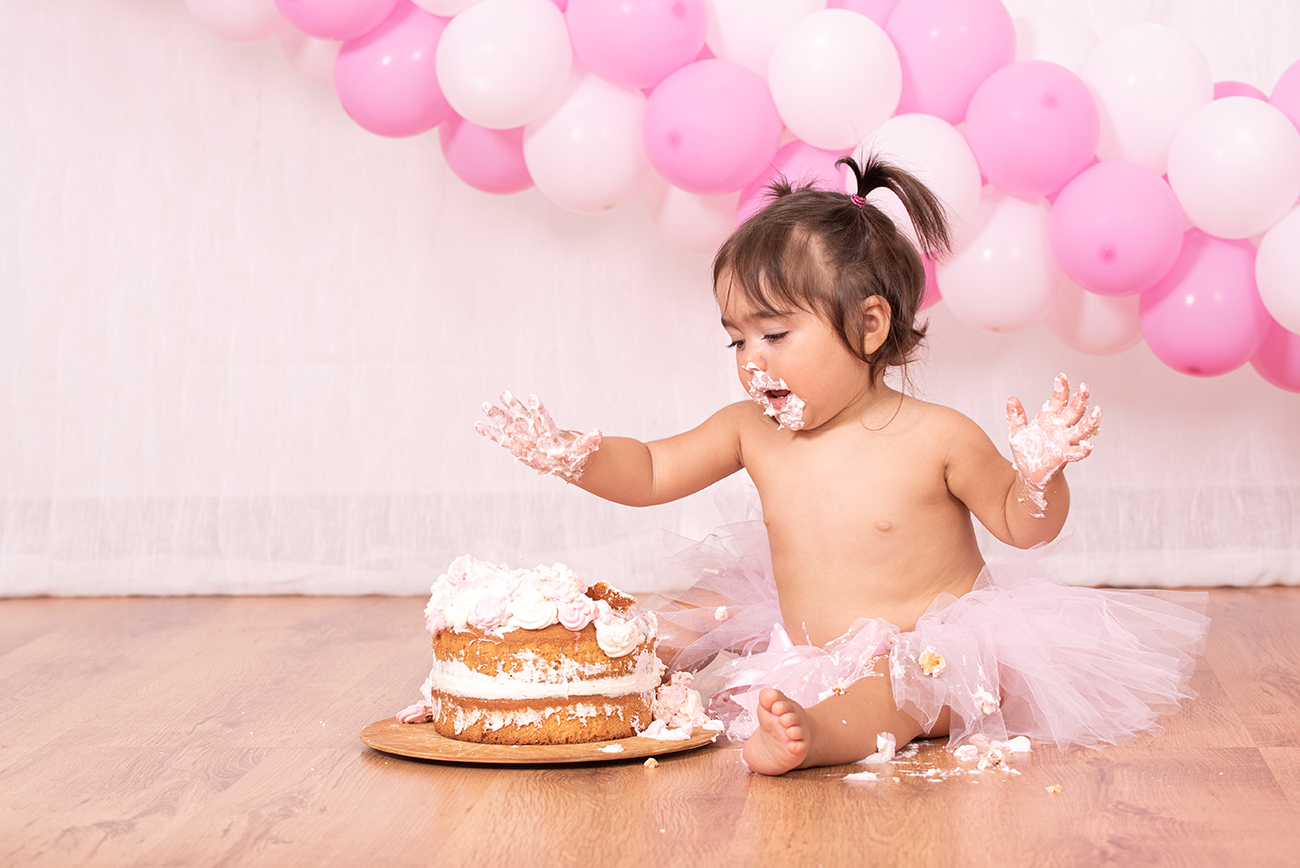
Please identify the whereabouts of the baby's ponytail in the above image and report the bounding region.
[837,155,951,257]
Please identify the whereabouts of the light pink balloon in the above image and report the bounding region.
[566,0,707,91]
[735,140,849,225]
[1139,230,1271,377]
[334,3,451,138]
[1215,80,1266,101]
[1048,278,1142,356]
[886,0,1015,124]
[186,0,283,42]
[829,0,900,27]
[1048,161,1184,297]
[964,61,1098,197]
[275,0,400,41]
[439,115,533,194]
[1271,58,1300,133]
[643,60,783,195]
[1251,317,1300,392]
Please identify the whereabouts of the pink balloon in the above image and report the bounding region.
[964,61,1098,197]
[735,140,849,225]
[566,0,707,91]
[920,253,941,311]
[439,115,533,194]
[1139,230,1271,377]
[1271,58,1300,133]
[334,3,451,138]
[828,0,899,27]
[1251,317,1300,392]
[643,60,783,195]
[886,0,1015,124]
[1215,80,1266,101]
[1049,161,1184,297]
[275,0,400,41]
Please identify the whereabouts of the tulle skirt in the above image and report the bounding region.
[649,509,1210,750]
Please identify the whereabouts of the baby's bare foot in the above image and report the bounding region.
[742,688,812,775]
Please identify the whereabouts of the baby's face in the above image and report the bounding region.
[718,280,873,432]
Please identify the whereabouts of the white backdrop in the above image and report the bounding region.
[1,0,1297,596]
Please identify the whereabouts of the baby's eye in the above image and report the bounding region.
[763,332,789,343]
[727,338,745,350]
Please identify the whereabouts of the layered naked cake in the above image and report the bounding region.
[398,556,665,745]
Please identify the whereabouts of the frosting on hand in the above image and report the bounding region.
[475,390,602,483]
[1006,373,1102,518]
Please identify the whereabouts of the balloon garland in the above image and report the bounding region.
[183,0,1300,392]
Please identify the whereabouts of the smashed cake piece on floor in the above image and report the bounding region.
[397,555,686,745]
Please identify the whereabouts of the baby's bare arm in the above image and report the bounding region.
[946,375,1100,548]
[943,408,1071,549]
[478,393,748,507]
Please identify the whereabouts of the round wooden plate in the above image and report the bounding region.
[360,718,720,764]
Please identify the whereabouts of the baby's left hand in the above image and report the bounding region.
[1007,373,1102,494]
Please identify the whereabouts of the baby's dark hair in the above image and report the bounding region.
[713,155,951,374]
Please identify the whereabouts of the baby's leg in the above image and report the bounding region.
[742,656,949,775]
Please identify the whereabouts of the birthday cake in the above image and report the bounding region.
[397,556,665,745]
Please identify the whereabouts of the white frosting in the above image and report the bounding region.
[595,617,643,658]
[423,555,655,654]
[427,649,664,701]
[744,363,807,431]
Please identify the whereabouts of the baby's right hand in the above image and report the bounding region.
[475,391,602,483]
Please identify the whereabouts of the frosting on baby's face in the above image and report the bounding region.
[744,363,807,431]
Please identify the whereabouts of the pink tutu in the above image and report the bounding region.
[650,509,1210,750]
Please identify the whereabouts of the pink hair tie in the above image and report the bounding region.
[850,194,867,208]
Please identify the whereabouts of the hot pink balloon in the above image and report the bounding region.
[1271,58,1300,133]
[964,61,1099,197]
[334,3,451,138]
[886,0,1015,124]
[1139,230,1271,377]
[735,140,849,225]
[1215,80,1266,101]
[275,0,400,41]
[566,0,707,91]
[1049,161,1184,297]
[439,115,533,194]
[829,0,900,27]
[643,59,783,195]
[1251,317,1300,392]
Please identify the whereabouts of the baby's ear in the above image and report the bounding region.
[860,295,892,356]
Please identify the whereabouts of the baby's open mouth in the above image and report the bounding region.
[765,389,790,407]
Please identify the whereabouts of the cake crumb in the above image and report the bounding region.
[1046,784,1063,795]
[644,757,659,768]
[919,647,946,677]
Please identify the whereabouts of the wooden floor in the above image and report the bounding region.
[2,588,1299,867]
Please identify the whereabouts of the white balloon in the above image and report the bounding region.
[436,0,572,130]
[643,176,739,253]
[414,0,483,14]
[1013,12,1097,76]
[1167,97,1300,240]
[523,74,653,214]
[855,114,982,251]
[1081,23,1212,175]
[186,0,283,43]
[1048,278,1142,356]
[707,0,825,79]
[1256,206,1300,334]
[767,10,899,151]
[937,186,1058,334]
[278,29,339,87]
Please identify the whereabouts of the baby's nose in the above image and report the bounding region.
[743,359,765,376]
